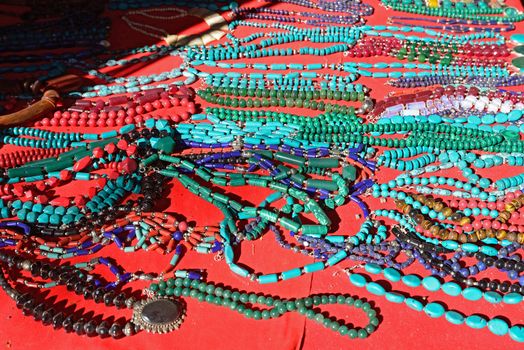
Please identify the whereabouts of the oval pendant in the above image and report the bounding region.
[514,45,524,55]
[132,297,185,334]
[512,57,524,70]
[511,34,524,45]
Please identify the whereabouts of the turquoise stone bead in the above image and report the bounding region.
[49,214,61,225]
[385,292,405,303]
[511,34,524,44]
[303,262,325,273]
[441,240,459,250]
[424,302,445,318]
[349,273,367,287]
[502,293,523,304]
[509,326,524,342]
[421,276,441,292]
[364,263,382,274]
[37,213,49,224]
[405,298,423,312]
[461,243,479,253]
[402,274,421,287]
[487,318,509,336]
[258,274,278,284]
[445,311,465,325]
[483,291,502,304]
[383,268,402,282]
[462,287,482,301]
[366,282,386,296]
[281,268,301,280]
[442,282,462,296]
[465,315,487,329]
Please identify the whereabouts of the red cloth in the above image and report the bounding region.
[0,0,523,349]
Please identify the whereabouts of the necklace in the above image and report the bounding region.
[147,276,380,338]
[122,7,189,41]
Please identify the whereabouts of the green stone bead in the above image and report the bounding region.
[348,329,358,339]
[358,329,368,338]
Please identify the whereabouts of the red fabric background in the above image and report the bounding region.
[0,0,523,349]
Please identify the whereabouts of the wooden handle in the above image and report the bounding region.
[0,90,59,127]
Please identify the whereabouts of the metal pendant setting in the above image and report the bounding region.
[132,297,185,334]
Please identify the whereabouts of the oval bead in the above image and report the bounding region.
[424,302,445,318]
[442,282,462,296]
[402,274,421,287]
[510,34,524,44]
[422,276,441,292]
[462,287,483,301]
[405,298,423,312]
[487,318,509,336]
[383,267,402,282]
[349,273,367,288]
[483,291,502,304]
[445,311,465,325]
[465,315,487,329]
[461,243,479,253]
[503,293,523,304]
[385,292,405,304]
[366,282,386,296]
[509,325,524,342]
[441,240,459,250]
[365,263,382,274]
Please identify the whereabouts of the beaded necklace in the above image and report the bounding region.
[381,0,524,22]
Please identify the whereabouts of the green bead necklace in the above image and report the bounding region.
[147,277,380,339]
[381,0,524,23]
[197,86,373,115]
